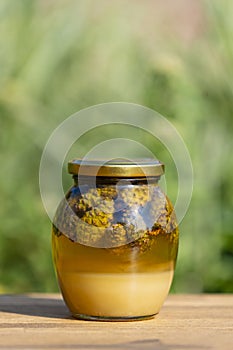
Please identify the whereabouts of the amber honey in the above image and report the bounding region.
[52,229,177,320]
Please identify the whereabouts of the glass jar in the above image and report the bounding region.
[52,159,178,321]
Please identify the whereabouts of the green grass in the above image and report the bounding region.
[0,0,232,293]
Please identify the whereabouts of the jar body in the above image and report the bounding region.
[52,176,178,321]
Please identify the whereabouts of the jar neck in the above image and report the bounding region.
[73,175,161,186]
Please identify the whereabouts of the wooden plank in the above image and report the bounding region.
[0,294,232,349]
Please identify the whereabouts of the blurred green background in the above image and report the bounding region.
[0,0,232,293]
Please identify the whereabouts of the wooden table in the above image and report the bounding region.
[0,294,232,349]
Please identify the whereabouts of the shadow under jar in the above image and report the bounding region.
[52,158,179,321]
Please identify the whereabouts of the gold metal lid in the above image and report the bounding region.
[68,158,164,177]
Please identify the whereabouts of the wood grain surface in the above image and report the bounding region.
[0,294,232,350]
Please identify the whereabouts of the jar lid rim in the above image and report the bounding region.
[68,158,164,177]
